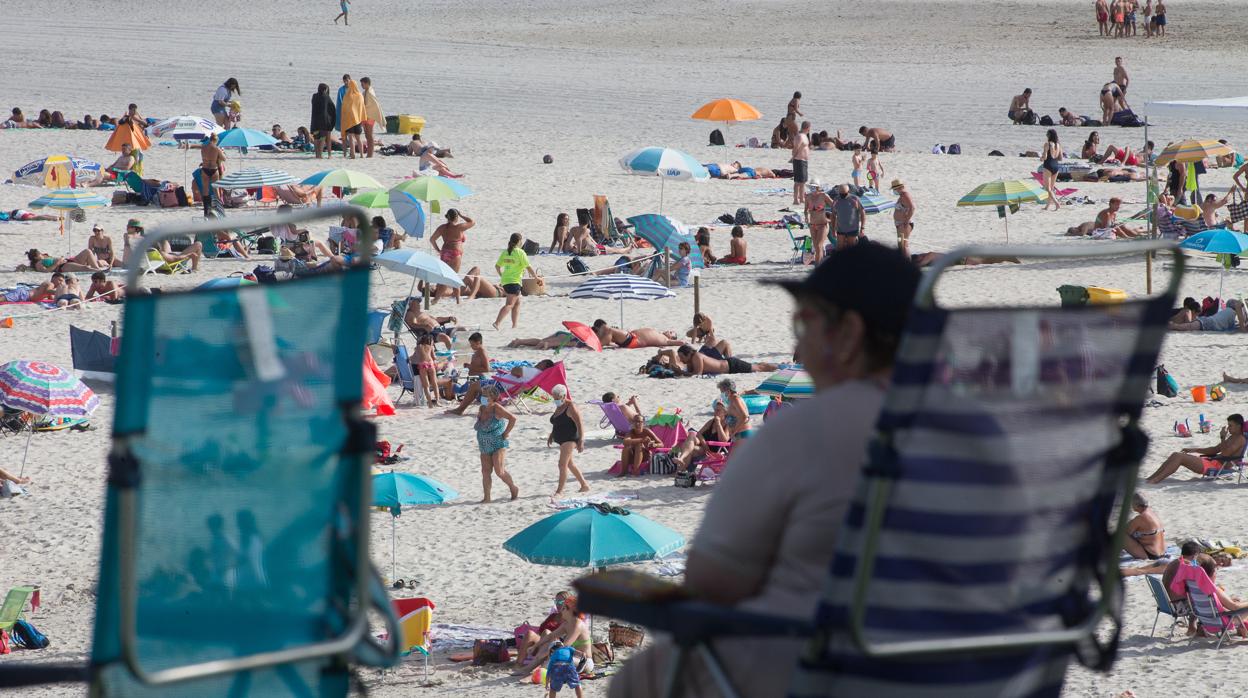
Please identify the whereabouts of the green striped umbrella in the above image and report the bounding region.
[28,188,109,253]
[301,168,384,191]
[956,179,1048,242]
[755,367,814,399]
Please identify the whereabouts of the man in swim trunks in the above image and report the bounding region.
[403,302,459,348]
[428,208,474,301]
[1145,413,1246,483]
[199,132,226,217]
[591,320,684,349]
[1113,57,1129,95]
[1095,0,1110,35]
[671,345,778,376]
[858,125,895,152]
[790,121,811,206]
[1091,197,1144,239]
[1008,88,1033,124]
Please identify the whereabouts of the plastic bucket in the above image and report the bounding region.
[1192,385,1208,403]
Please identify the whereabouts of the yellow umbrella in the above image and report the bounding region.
[691,98,762,124]
[1155,139,1234,166]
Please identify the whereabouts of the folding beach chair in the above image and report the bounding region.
[785,222,811,264]
[0,586,36,633]
[0,205,400,694]
[1199,441,1247,483]
[589,399,633,437]
[1144,574,1187,639]
[142,249,190,275]
[495,361,570,413]
[575,241,1182,698]
[393,344,428,406]
[1185,581,1248,649]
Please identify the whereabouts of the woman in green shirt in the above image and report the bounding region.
[493,233,540,329]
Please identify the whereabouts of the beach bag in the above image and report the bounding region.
[947,144,962,155]
[1083,119,1103,127]
[0,629,10,655]
[1039,115,1054,126]
[647,364,676,379]
[592,641,615,665]
[10,620,49,650]
[733,208,756,225]
[472,639,511,665]
[1111,110,1143,127]
[609,622,646,648]
[650,451,677,475]
[256,236,277,254]
[1155,365,1179,398]
[522,240,540,256]
[1228,191,1248,223]
[931,144,946,154]
[674,470,697,488]
[566,257,589,275]
[1021,111,1038,126]
[251,265,278,284]
[709,128,725,146]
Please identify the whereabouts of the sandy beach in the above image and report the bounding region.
[3,1,1248,696]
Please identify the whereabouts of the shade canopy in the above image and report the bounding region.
[1144,96,1248,121]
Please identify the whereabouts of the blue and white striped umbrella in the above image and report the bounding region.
[854,190,897,215]
[146,115,221,141]
[211,167,296,189]
[570,274,674,325]
[215,127,279,149]
[619,146,709,213]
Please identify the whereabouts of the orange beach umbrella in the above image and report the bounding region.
[691,98,761,124]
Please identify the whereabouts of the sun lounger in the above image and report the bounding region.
[574,240,1182,698]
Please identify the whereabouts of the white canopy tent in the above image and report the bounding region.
[1145,96,1248,121]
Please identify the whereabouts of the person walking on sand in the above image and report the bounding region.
[310,83,336,159]
[805,185,832,264]
[547,385,590,495]
[791,121,811,206]
[1040,129,1063,211]
[494,233,540,330]
[334,0,350,25]
[475,385,519,503]
[360,77,383,158]
[890,179,915,257]
[429,208,474,302]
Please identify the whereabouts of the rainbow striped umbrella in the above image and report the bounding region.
[956,179,1048,242]
[28,188,109,211]
[755,367,814,399]
[0,360,100,417]
[1155,139,1235,166]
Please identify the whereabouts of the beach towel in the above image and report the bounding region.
[548,492,638,510]
[363,86,385,126]
[340,80,365,135]
[428,623,513,653]
[363,349,395,416]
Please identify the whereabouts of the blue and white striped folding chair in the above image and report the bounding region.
[575,241,1181,698]
[1185,581,1248,649]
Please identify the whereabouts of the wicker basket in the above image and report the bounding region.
[609,622,645,648]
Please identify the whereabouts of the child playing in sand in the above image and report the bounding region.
[866,144,884,191]
[851,148,865,187]
[544,640,584,698]
[413,335,440,407]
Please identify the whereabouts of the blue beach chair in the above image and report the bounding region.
[576,241,1182,698]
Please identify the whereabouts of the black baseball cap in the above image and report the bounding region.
[770,241,921,339]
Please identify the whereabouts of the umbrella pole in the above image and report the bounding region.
[19,423,33,478]
[1004,215,1010,244]
[659,178,665,216]
[392,514,398,583]
[619,297,624,327]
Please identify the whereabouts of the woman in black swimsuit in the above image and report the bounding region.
[546,385,589,495]
[1040,129,1063,211]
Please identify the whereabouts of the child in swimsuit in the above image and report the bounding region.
[413,335,441,407]
[866,146,883,191]
[851,149,865,187]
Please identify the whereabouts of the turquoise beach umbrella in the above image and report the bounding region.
[372,471,458,579]
[503,504,685,568]
[755,367,814,399]
[1180,228,1248,300]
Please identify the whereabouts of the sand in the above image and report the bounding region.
[2,1,1248,695]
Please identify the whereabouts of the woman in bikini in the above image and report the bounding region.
[199,132,226,217]
[550,212,571,253]
[686,313,733,357]
[88,224,117,268]
[25,248,110,273]
[1040,129,1063,211]
[1099,83,1122,125]
[429,209,474,301]
[1123,493,1165,560]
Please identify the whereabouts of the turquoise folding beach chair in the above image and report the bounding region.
[0,206,400,695]
[1144,574,1187,639]
[577,241,1182,698]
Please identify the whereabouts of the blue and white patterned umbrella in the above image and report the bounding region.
[619,146,709,213]
[146,115,221,141]
[570,273,674,325]
[211,167,296,189]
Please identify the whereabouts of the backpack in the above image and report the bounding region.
[1155,365,1179,398]
[931,144,946,154]
[521,240,541,256]
[1022,111,1039,126]
[709,128,725,146]
[1039,115,1054,126]
[10,619,49,650]
[1201,296,1220,317]
[252,265,278,284]
[717,213,735,224]
[733,208,756,225]
[472,638,511,665]
[947,144,962,155]
[566,257,589,275]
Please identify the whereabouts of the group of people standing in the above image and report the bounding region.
[310,74,385,159]
[1096,0,1166,38]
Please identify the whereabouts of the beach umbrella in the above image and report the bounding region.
[1180,229,1248,300]
[956,179,1049,243]
[570,274,674,326]
[301,168,384,192]
[196,277,257,291]
[626,214,705,269]
[691,98,762,124]
[372,471,458,580]
[561,321,603,353]
[388,190,428,239]
[146,116,222,185]
[28,188,109,253]
[755,367,814,400]
[503,504,685,568]
[349,190,391,209]
[211,167,296,189]
[375,249,463,304]
[854,190,897,215]
[215,128,278,161]
[0,360,100,477]
[390,175,471,215]
[1155,139,1235,166]
[618,147,709,213]
[13,154,101,189]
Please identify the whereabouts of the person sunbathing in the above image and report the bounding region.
[601,392,643,424]
[1145,413,1246,483]
[910,251,1021,268]
[1170,297,1201,325]
[56,275,84,309]
[671,402,731,472]
[84,271,124,303]
[461,266,503,299]
[1123,493,1166,560]
[403,303,458,348]
[507,331,583,350]
[591,319,683,349]
[26,272,66,302]
[24,248,110,273]
[617,414,662,477]
[1058,107,1088,127]
[1089,198,1144,239]
[669,344,778,376]
[1084,166,1146,183]
[1171,299,1248,332]
[407,136,461,177]
[0,465,32,496]
[686,312,733,356]
[445,360,555,416]
[1200,191,1234,227]
[107,143,137,176]
[514,591,573,667]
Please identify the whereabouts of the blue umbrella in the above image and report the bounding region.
[503,505,685,568]
[375,249,463,304]
[854,190,897,215]
[626,214,704,269]
[389,189,428,240]
[1180,228,1248,299]
[618,146,709,213]
[196,277,256,290]
[372,471,458,579]
[216,127,279,150]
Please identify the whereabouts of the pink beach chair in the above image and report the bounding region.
[493,361,570,413]
[1030,171,1078,198]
